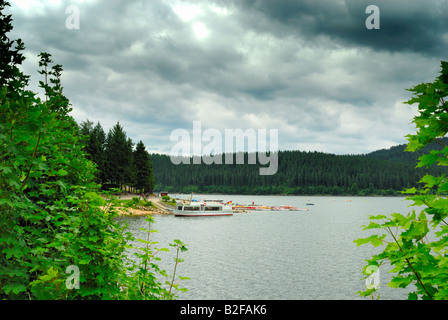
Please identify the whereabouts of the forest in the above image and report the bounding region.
[150,142,448,195]
[78,120,155,194]
[78,120,448,196]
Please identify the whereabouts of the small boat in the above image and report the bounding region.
[231,204,308,211]
[174,201,233,217]
[275,205,309,211]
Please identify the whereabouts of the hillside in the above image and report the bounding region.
[151,141,447,196]
[365,137,448,163]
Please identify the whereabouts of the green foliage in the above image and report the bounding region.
[0,3,186,300]
[133,140,155,194]
[79,121,155,194]
[142,200,153,207]
[79,120,107,184]
[0,37,134,298]
[105,122,134,189]
[162,195,176,206]
[116,198,154,210]
[121,216,189,300]
[0,49,127,298]
[355,61,448,300]
[168,239,189,297]
[131,197,140,206]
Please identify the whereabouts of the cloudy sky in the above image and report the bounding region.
[6,0,448,155]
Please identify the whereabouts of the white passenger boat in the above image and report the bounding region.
[174,201,233,217]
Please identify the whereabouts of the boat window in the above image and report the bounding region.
[204,206,222,211]
[184,206,200,211]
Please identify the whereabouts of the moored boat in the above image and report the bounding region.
[174,202,233,217]
[275,205,309,211]
[231,204,308,211]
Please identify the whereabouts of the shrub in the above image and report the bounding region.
[0,2,187,299]
[355,61,448,300]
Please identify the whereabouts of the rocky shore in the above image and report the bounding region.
[107,193,174,216]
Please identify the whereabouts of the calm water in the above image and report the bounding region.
[122,195,417,300]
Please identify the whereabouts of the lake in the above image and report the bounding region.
[122,194,417,300]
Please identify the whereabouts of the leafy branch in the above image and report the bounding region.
[355,61,448,300]
[168,239,189,298]
[122,216,189,300]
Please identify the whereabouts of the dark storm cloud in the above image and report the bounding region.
[6,0,448,155]
[231,0,448,57]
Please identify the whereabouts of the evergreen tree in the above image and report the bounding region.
[133,140,155,194]
[91,122,107,184]
[0,1,28,93]
[79,119,94,143]
[105,122,131,188]
[77,120,156,193]
[79,120,107,185]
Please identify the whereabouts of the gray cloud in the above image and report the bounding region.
[7,0,448,155]
[232,0,448,56]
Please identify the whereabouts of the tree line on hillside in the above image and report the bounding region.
[150,149,447,196]
[78,120,155,194]
[77,119,448,196]
[365,137,448,163]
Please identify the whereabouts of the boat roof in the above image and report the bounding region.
[180,202,222,206]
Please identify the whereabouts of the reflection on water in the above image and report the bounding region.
[123,195,416,300]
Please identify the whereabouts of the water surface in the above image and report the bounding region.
[123,195,416,300]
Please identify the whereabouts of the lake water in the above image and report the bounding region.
[122,194,417,300]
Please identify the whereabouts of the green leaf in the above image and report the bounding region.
[408,292,418,300]
[362,221,381,230]
[79,258,92,264]
[401,220,429,241]
[354,235,386,247]
[389,276,412,289]
[57,168,68,176]
[368,214,388,220]
[2,247,24,259]
[403,187,417,194]
[3,283,27,295]
[137,239,158,245]
[0,165,12,174]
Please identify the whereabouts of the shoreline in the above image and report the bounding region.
[164,192,410,198]
[104,193,174,216]
[117,207,171,216]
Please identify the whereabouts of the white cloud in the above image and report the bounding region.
[193,21,210,39]
[10,0,46,15]
[172,3,202,22]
